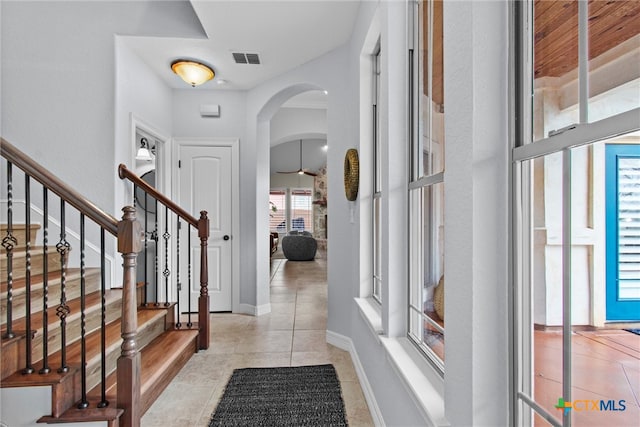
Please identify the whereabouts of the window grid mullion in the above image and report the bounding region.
[561,149,573,427]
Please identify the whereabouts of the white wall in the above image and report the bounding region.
[1,0,204,215]
[115,38,174,212]
[240,50,353,314]
[172,89,247,139]
[270,107,327,146]
[270,173,314,189]
[343,1,510,425]
[443,1,509,425]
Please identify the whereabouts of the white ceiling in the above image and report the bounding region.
[124,0,361,90]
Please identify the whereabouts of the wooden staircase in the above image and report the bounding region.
[1,223,199,426]
[1,138,211,427]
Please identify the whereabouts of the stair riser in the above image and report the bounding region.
[1,272,100,326]
[141,336,197,415]
[1,249,67,282]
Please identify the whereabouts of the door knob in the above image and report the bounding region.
[223,235,230,241]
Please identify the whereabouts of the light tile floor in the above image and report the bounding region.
[142,254,374,426]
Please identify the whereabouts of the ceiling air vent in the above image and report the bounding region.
[232,52,261,65]
[246,53,260,64]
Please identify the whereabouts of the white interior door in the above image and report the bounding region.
[178,143,233,312]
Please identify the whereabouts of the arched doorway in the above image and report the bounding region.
[255,84,329,306]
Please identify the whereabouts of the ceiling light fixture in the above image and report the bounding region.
[171,59,215,87]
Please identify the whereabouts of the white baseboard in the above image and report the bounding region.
[326,330,385,427]
[236,303,271,316]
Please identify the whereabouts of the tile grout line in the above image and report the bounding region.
[290,266,299,367]
[621,364,640,408]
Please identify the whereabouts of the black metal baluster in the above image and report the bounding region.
[23,175,34,374]
[143,192,149,306]
[176,217,181,328]
[187,226,192,327]
[97,228,109,408]
[39,187,50,374]
[2,161,17,339]
[77,214,89,408]
[132,184,137,209]
[163,206,170,307]
[154,199,159,306]
[56,200,70,373]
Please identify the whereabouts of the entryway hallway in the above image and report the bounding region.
[141,252,374,426]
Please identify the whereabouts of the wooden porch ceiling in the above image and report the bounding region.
[534,0,640,78]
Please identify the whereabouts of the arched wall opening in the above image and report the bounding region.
[254,83,328,309]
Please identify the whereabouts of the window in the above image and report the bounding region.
[373,43,382,302]
[269,190,286,233]
[408,0,445,371]
[291,189,313,232]
[270,188,314,234]
[513,1,639,425]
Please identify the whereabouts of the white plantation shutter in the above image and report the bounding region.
[617,157,640,299]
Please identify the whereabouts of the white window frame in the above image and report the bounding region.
[408,0,446,373]
[511,1,640,425]
[373,42,383,303]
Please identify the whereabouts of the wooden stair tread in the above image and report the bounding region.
[39,402,123,424]
[1,268,98,294]
[1,288,120,334]
[0,365,78,388]
[48,309,169,369]
[1,308,169,381]
[0,245,61,261]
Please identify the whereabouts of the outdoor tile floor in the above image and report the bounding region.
[533,328,640,426]
[142,253,374,426]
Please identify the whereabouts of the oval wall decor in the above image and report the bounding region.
[343,148,359,201]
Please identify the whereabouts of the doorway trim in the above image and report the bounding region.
[172,137,240,313]
[130,113,170,197]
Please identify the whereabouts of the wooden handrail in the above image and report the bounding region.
[118,164,198,229]
[1,138,119,235]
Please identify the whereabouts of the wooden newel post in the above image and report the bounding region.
[117,206,143,427]
[198,210,210,350]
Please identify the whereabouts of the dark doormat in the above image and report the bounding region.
[208,364,348,426]
[624,328,640,336]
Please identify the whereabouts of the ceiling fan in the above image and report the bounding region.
[277,140,317,177]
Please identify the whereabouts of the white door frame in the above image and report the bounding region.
[172,137,240,313]
[128,114,170,300]
[130,113,170,197]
